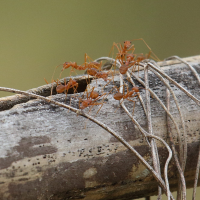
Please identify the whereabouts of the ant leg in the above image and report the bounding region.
[59,63,69,78]
[100,76,114,94]
[126,98,136,115]
[83,53,96,71]
[50,79,58,97]
[93,101,105,117]
[64,78,69,103]
[51,63,62,81]
[127,45,135,53]
[84,53,94,63]
[132,101,136,115]
[114,98,125,113]
[131,38,160,61]
[130,64,136,74]
[112,84,125,94]
[66,95,72,113]
[44,78,49,84]
[95,87,117,115]
[44,78,54,98]
[83,100,105,129]
[109,42,122,71]
[71,67,80,77]
[73,85,78,94]
[109,42,121,57]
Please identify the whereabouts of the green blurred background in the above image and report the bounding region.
[0,0,200,98]
[0,0,199,199]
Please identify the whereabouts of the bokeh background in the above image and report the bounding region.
[0,0,199,199]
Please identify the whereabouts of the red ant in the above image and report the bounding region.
[113,86,140,101]
[60,54,101,77]
[87,67,109,82]
[119,52,153,75]
[110,41,135,65]
[56,78,78,95]
[119,54,137,74]
[79,87,105,110]
[44,77,78,96]
[61,61,100,72]
[113,86,143,114]
[49,54,101,81]
[129,38,160,61]
[111,39,159,75]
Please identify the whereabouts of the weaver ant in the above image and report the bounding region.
[60,54,102,77]
[118,53,137,75]
[113,86,140,101]
[113,86,143,114]
[129,38,160,61]
[79,87,105,110]
[117,53,135,74]
[56,78,78,95]
[109,40,135,68]
[87,68,109,82]
[61,61,100,72]
[119,51,154,75]
[111,39,159,75]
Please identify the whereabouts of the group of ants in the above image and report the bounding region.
[46,39,158,113]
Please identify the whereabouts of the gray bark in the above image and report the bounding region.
[0,56,200,200]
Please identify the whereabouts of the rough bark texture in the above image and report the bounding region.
[0,56,200,200]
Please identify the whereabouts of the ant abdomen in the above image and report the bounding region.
[114,92,123,100]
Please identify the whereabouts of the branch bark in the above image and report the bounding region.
[0,56,200,200]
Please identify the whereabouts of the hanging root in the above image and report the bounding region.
[93,55,200,199]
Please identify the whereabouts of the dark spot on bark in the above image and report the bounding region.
[0,136,57,169]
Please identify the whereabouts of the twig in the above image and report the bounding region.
[147,62,200,106]
[129,69,183,157]
[118,75,173,199]
[165,56,200,85]
[120,98,174,199]
[144,65,164,200]
[192,143,200,200]
[144,63,187,172]
[145,61,188,200]
[126,70,147,116]
[165,82,186,200]
[165,56,200,200]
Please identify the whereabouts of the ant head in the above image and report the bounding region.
[124,41,131,48]
[61,62,69,71]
